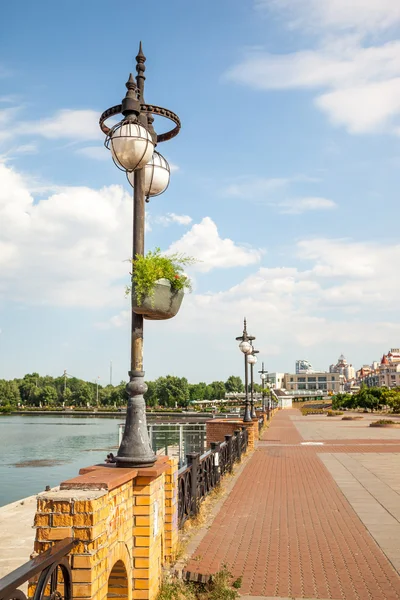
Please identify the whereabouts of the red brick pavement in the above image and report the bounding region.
[184,409,400,599]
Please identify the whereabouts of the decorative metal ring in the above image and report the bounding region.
[99,104,181,143]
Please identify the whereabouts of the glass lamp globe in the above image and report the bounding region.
[239,341,251,354]
[261,373,266,380]
[108,120,154,172]
[247,354,257,365]
[127,151,170,197]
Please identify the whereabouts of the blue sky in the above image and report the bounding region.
[1,0,400,385]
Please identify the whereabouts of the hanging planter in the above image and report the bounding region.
[132,278,184,320]
[128,248,196,321]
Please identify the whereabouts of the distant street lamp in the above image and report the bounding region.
[236,318,255,423]
[247,343,259,419]
[100,43,181,468]
[259,362,270,420]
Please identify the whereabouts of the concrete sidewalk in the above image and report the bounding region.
[0,495,36,579]
[184,410,400,599]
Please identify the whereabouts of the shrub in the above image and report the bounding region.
[301,408,325,416]
[327,410,343,417]
[371,419,396,426]
[129,248,196,306]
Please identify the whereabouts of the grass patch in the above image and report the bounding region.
[301,408,325,415]
[326,410,344,417]
[158,566,241,600]
[370,419,398,426]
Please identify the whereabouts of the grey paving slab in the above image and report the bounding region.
[292,412,400,440]
[320,452,400,576]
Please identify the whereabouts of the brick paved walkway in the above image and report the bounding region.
[184,410,400,599]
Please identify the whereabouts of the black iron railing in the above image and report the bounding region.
[177,427,248,528]
[0,538,78,600]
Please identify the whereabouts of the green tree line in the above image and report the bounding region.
[332,385,400,413]
[0,373,256,410]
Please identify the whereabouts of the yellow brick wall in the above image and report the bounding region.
[164,458,179,561]
[30,462,172,600]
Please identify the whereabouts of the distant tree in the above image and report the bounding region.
[144,381,157,407]
[39,385,58,406]
[109,382,128,407]
[71,380,93,406]
[63,387,73,405]
[98,385,113,406]
[188,382,207,401]
[225,376,244,394]
[0,380,20,405]
[19,373,41,405]
[208,381,226,400]
[204,385,214,400]
[156,376,189,407]
[332,393,354,410]
[383,388,400,413]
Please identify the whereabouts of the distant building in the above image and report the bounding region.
[329,354,347,375]
[357,348,400,388]
[295,360,314,374]
[378,351,400,388]
[265,372,285,389]
[344,364,355,381]
[283,372,342,393]
[329,354,355,389]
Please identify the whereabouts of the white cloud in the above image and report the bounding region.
[169,237,400,347]
[155,213,192,226]
[167,217,263,272]
[279,197,337,214]
[104,235,400,355]
[0,164,262,307]
[0,162,133,307]
[24,109,101,141]
[256,0,400,33]
[226,39,400,134]
[0,108,101,147]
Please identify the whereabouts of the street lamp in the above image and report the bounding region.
[247,343,259,419]
[100,43,181,468]
[235,318,254,423]
[259,362,270,420]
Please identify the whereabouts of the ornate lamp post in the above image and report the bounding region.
[235,318,254,423]
[259,362,269,419]
[247,343,259,419]
[100,43,181,468]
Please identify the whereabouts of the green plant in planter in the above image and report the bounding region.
[127,247,196,307]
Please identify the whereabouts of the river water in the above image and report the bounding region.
[0,415,121,507]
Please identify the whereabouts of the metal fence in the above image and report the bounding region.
[119,423,207,467]
[0,538,77,600]
[177,427,248,528]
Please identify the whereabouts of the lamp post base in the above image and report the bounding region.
[243,403,252,423]
[116,370,156,468]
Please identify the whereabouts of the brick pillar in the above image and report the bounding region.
[132,471,166,600]
[206,419,259,451]
[164,458,178,561]
[31,489,112,600]
[30,457,171,600]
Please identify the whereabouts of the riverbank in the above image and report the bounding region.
[2,410,215,420]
